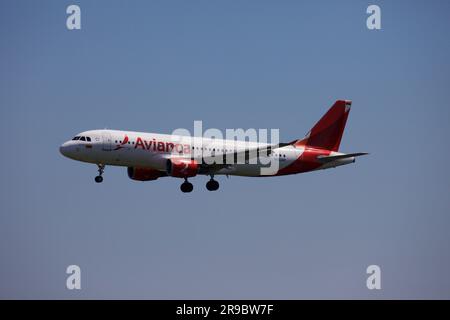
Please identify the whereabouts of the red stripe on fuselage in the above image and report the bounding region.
[276,147,331,176]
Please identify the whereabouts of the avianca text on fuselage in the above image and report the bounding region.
[59,100,368,193]
[133,137,192,154]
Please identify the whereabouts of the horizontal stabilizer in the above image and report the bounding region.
[317,152,369,163]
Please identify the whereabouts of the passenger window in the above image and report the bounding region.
[80,136,86,141]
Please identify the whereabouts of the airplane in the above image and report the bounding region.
[59,100,368,193]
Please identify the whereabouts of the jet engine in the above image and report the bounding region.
[127,167,166,181]
[166,158,198,178]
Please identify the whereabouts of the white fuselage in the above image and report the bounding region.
[59,101,364,192]
[59,129,324,177]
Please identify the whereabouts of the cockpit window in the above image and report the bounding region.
[72,136,80,140]
[86,137,91,142]
[80,136,86,141]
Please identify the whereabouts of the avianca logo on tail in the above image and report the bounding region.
[114,135,129,150]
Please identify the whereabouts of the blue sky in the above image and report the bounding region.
[1,0,449,298]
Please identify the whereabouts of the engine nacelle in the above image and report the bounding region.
[166,158,198,178]
[127,167,165,181]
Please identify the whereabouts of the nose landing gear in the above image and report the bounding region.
[95,164,105,183]
[180,178,193,193]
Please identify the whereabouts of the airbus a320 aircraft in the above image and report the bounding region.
[60,100,367,193]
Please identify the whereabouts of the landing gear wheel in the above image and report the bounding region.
[95,164,105,183]
[180,181,193,193]
[206,179,219,191]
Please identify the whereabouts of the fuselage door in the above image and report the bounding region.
[102,131,113,151]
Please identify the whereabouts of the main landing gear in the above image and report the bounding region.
[180,178,194,193]
[95,164,105,183]
[179,177,220,193]
[206,176,219,191]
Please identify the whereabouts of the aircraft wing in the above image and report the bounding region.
[197,140,297,167]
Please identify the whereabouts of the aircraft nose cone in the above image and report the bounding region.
[59,142,70,157]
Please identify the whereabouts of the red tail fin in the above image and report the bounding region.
[295,100,351,151]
